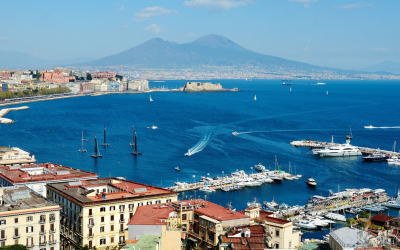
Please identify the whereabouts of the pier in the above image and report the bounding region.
[290,140,399,157]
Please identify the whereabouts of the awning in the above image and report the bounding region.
[188,237,198,242]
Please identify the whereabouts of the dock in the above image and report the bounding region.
[290,140,399,156]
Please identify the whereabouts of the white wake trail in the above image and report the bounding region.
[186,131,213,156]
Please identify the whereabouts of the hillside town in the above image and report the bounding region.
[0,68,149,99]
[0,146,399,250]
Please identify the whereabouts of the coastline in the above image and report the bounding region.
[0,106,29,123]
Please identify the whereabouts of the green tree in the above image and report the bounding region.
[82,245,89,250]
[347,218,356,226]
[87,73,92,80]
[0,244,28,250]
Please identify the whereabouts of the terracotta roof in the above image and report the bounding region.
[220,225,268,250]
[370,213,393,223]
[127,205,175,226]
[193,199,249,222]
[264,216,291,225]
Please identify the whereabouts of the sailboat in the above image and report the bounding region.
[102,126,110,146]
[326,91,329,95]
[91,134,102,158]
[290,87,292,92]
[346,126,353,139]
[79,130,89,152]
[284,162,294,180]
[130,126,135,146]
[150,95,153,102]
[131,132,142,155]
[254,95,257,101]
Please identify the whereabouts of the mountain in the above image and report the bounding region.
[81,34,324,71]
[0,50,97,68]
[362,61,400,74]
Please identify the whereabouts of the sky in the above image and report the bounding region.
[0,0,399,70]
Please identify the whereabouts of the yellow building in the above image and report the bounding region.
[0,186,61,249]
[0,146,35,166]
[46,178,178,250]
[263,216,301,249]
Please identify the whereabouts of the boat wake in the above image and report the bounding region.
[365,126,400,129]
[232,128,349,135]
[185,131,213,156]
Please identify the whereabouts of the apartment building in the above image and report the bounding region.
[0,186,61,250]
[0,146,36,166]
[0,162,98,197]
[45,178,178,250]
[263,216,301,249]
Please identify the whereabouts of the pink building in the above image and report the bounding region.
[0,73,11,77]
[91,71,116,78]
[80,82,94,93]
[39,69,76,83]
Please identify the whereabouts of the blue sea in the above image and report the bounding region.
[2,79,400,236]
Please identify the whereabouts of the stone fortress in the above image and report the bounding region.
[179,82,237,92]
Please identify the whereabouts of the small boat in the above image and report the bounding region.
[232,131,238,136]
[326,91,328,95]
[306,178,317,187]
[151,125,158,129]
[290,87,292,92]
[175,166,181,171]
[346,126,353,139]
[254,163,266,172]
[198,186,215,192]
[150,95,153,102]
[254,95,257,101]
[364,125,375,129]
[317,82,326,85]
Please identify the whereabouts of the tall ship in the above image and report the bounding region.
[316,140,362,157]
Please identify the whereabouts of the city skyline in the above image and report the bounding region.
[0,0,399,70]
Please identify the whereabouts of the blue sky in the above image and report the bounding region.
[0,0,398,70]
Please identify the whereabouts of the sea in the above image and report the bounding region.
[2,79,400,238]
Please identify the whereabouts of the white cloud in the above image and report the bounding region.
[371,48,387,52]
[133,6,178,21]
[115,6,124,11]
[0,37,12,40]
[338,2,373,9]
[183,0,253,12]
[145,23,163,34]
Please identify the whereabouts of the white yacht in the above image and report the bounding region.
[151,125,158,129]
[364,125,375,129]
[324,212,346,222]
[317,82,326,85]
[295,220,317,229]
[317,140,362,157]
[255,163,266,172]
[382,191,400,209]
[232,131,238,136]
[198,186,215,192]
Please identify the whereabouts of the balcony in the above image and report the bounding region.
[119,210,125,213]
[88,223,95,228]
[119,229,125,234]
[0,235,6,241]
[13,233,21,239]
[88,213,93,217]
[39,230,46,235]
[119,219,125,223]
[39,220,46,224]
[49,229,56,234]
[50,217,56,222]
[119,242,126,246]
[39,241,47,246]
[26,244,34,248]
[49,240,57,245]
[88,234,95,238]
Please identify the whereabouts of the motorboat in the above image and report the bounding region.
[364,125,375,129]
[387,156,399,164]
[175,166,181,171]
[295,220,317,229]
[270,175,283,183]
[317,82,326,85]
[232,131,238,136]
[151,125,158,129]
[264,200,279,211]
[198,186,215,192]
[324,212,346,222]
[284,175,294,180]
[255,163,266,172]
[317,140,362,157]
[263,177,274,183]
[362,153,389,162]
[382,200,400,209]
[254,95,257,101]
[296,175,303,178]
[306,178,317,187]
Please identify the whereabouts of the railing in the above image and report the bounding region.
[39,241,47,246]
[50,217,55,222]
[88,213,93,217]
[119,242,126,246]
[88,234,95,238]
[48,240,57,244]
[88,223,95,228]
[39,219,46,224]
[119,229,125,234]
[26,244,34,248]
[13,233,21,239]
[0,235,6,240]
[49,229,56,234]
[39,230,46,235]
[119,219,125,223]
[166,227,181,232]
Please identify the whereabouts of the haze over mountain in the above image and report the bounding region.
[0,50,96,68]
[362,61,400,75]
[81,34,326,72]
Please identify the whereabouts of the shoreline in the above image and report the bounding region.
[0,106,30,123]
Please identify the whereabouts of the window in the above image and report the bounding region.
[50,224,54,232]
[110,206,115,211]
[155,200,161,204]
[14,218,18,223]
[111,225,114,231]
[147,201,152,205]
[101,217,104,223]
[89,241,92,249]
[40,215,46,221]
[120,205,125,212]
[166,199,171,203]
[1,219,6,225]
[100,239,106,245]
[111,237,114,243]
[276,230,280,237]
[100,207,106,212]
[89,209,92,216]
[194,214,199,220]
[110,215,114,221]
[129,204,134,211]
[129,213,133,219]
[50,214,55,221]
[14,228,19,237]
[120,214,124,221]
[182,214,187,221]
[27,216,33,222]
[1,230,5,239]
[138,203,143,206]
[119,236,125,243]
[100,226,104,232]
[289,241,292,248]
[26,226,33,233]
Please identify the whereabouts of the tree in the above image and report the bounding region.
[82,245,89,250]
[0,244,28,250]
[87,73,92,80]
